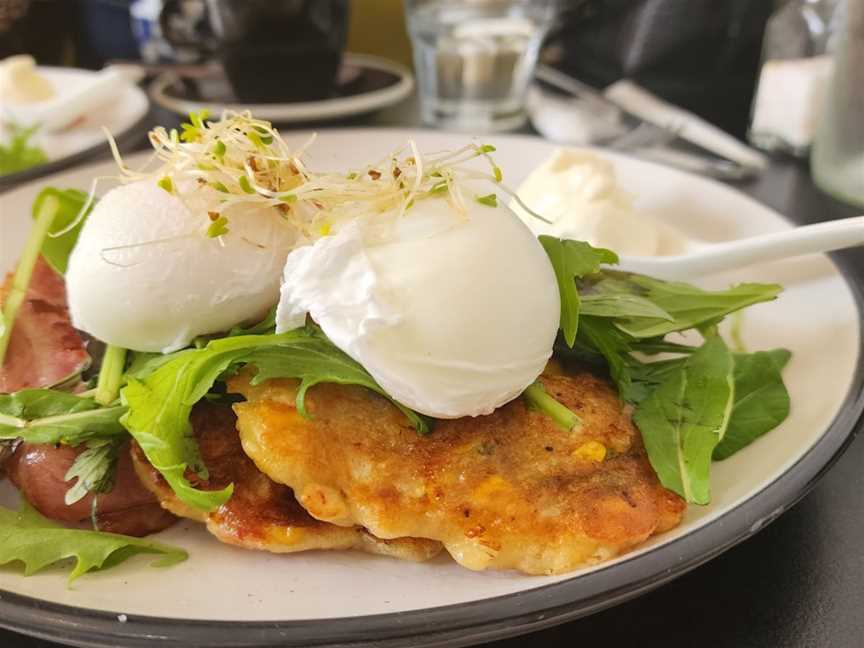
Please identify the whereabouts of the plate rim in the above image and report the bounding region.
[0,134,862,648]
[149,52,415,123]
[0,67,150,192]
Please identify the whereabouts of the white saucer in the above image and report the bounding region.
[149,53,414,123]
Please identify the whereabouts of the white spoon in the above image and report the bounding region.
[617,215,864,280]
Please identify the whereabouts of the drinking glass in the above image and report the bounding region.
[404,0,557,132]
[811,0,864,207]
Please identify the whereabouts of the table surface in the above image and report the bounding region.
[2,93,863,648]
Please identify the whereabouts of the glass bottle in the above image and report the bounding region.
[811,1,864,208]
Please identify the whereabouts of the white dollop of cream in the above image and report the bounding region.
[510,148,664,256]
[67,180,298,352]
[0,55,54,104]
[276,195,560,419]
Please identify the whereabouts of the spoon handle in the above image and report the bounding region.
[620,215,864,279]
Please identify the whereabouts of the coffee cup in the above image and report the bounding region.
[160,0,350,103]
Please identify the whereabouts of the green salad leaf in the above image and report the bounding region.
[713,349,792,460]
[94,344,128,406]
[550,265,791,503]
[122,325,430,512]
[0,122,47,176]
[567,313,792,484]
[227,305,278,337]
[0,188,94,369]
[0,195,60,366]
[586,273,782,339]
[573,315,636,393]
[539,236,618,346]
[565,308,793,476]
[126,349,196,380]
[633,336,735,504]
[522,381,581,432]
[580,293,673,320]
[622,354,690,404]
[0,502,187,583]
[63,438,123,505]
[33,187,94,275]
[0,389,127,445]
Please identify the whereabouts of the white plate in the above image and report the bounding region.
[149,53,414,123]
[0,129,861,647]
[0,67,149,183]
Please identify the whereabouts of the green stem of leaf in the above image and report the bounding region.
[0,195,59,367]
[523,381,582,432]
[95,346,128,406]
[0,412,25,429]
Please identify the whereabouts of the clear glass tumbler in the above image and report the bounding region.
[404,0,557,132]
[811,0,864,208]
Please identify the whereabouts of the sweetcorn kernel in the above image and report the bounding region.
[573,441,606,463]
[473,475,510,500]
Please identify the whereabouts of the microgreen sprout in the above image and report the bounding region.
[180,110,210,143]
[246,130,267,150]
[238,175,255,194]
[102,111,553,241]
[157,176,174,194]
[207,216,230,238]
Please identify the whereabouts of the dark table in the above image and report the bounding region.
[2,99,863,648]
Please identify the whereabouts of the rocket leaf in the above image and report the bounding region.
[32,187,95,275]
[586,273,782,339]
[121,325,430,513]
[0,389,127,445]
[63,438,123,505]
[0,502,186,584]
[633,336,735,504]
[539,236,618,346]
[713,349,792,460]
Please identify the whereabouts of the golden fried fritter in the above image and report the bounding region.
[131,403,441,562]
[229,370,685,575]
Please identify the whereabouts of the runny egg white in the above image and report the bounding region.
[276,194,561,419]
[66,180,298,352]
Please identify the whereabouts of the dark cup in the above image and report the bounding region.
[161,0,350,103]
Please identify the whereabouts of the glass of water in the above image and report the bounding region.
[405,0,557,132]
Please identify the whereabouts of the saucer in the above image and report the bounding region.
[149,53,414,124]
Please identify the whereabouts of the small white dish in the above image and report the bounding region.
[0,66,149,183]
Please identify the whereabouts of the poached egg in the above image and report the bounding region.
[275,194,561,419]
[66,180,298,352]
